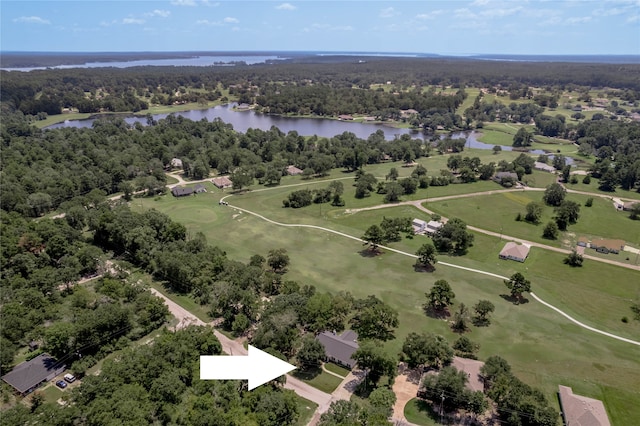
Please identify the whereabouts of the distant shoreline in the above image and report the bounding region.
[1,51,639,69]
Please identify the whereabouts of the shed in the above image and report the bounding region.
[558,385,611,426]
[316,330,359,369]
[2,353,65,395]
[412,218,428,233]
[499,242,530,262]
[286,165,303,176]
[426,220,443,235]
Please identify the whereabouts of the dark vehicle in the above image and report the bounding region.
[55,380,67,389]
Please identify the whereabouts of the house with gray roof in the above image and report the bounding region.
[558,385,611,426]
[2,353,65,395]
[316,330,359,369]
[171,186,194,197]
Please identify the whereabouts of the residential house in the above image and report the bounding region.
[558,385,611,426]
[534,162,556,173]
[286,165,303,176]
[2,353,65,395]
[452,357,485,392]
[493,171,519,185]
[212,176,233,189]
[499,242,530,262]
[316,330,359,369]
[623,201,639,211]
[170,158,183,169]
[338,114,354,121]
[194,184,207,193]
[171,186,194,197]
[590,238,625,254]
[412,218,428,234]
[425,220,443,235]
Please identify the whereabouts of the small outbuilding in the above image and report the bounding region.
[425,220,443,235]
[194,184,207,193]
[286,165,303,176]
[499,242,530,262]
[2,353,65,395]
[316,330,359,369]
[412,218,428,234]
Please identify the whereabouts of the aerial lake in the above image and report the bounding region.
[46,103,563,157]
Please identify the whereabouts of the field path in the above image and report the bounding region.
[221,196,640,347]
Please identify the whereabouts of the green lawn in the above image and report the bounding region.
[292,368,343,394]
[324,362,350,378]
[40,384,64,404]
[404,398,439,426]
[133,179,640,425]
[294,395,319,426]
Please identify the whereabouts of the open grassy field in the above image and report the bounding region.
[294,396,319,426]
[324,362,350,378]
[292,368,343,394]
[425,191,640,249]
[133,177,640,425]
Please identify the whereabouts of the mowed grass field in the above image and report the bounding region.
[135,176,639,424]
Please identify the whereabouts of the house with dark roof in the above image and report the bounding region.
[499,242,530,262]
[171,186,194,197]
[2,353,65,395]
[194,184,207,193]
[316,330,359,369]
[558,385,611,426]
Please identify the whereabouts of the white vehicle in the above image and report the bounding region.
[63,373,76,383]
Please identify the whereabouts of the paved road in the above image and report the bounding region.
[148,288,334,409]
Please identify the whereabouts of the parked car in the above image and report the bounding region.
[63,373,76,383]
[55,380,67,389]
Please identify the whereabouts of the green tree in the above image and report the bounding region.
[453,336,479,359]
[564,250,584,267]
[415,243,437,269]
[350,295,399,341]
[368,387,396,417]
[543,183,566,206]
[267,248,290,273]
[512,127,532,147]
[473,300,495,325]
[524,201,544,224]
[555,199,581,230]
[386,167,399,181]
[383,182,404,203]
[542,221,559,239]
[352,340,397,386]
[230,167,254,191]
[297,336,326,370]
[451,303,471,333]
[504,272,531,303]
[425,279,455,312]
[362,224,384,252]
[432,217,474,254]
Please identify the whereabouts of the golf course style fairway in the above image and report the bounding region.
[137,163,640,425]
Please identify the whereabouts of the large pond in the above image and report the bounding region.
[46,103,568,159]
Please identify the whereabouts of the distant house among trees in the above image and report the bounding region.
[338,114,354,121]
[194,184,207,193]
[286,165,304,176]
[425,220,443,235]
[170,158,183,169]
[499,242,530,262]
[212,176,233,189]
[534,161,556,173]
[2,353,65,395]
[558,385,611,426]
[171,186,194,197]
[316,330,359,369]
[493,171,519,186]
[412,219,428,234]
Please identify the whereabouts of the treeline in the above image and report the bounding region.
[3,57,640,117]
[1,325,304,426]
[0,209,170,376]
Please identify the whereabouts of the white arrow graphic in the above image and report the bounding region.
[200,345,297,390]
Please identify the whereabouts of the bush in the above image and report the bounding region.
[585,197,593,207]
[582,175,591,184]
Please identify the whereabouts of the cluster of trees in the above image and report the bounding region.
[465,95,544,124]
[361,217,413,251]
[541,183,581,232]
[3,326,304,426]
[431,218,474,255]
[282,181,344,208]
[423,279,495,331]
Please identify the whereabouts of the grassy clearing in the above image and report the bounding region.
[292,368,343,394]
[404,398,439,425]
[324,362,350,378]
[40,385,64,404]
[134,182,640,425]
[294,395,319,426]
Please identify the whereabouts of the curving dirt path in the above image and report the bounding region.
[221,197,640,347]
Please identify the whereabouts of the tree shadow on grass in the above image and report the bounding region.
[423,305,451,320]
[413,264,435,273]
[499,294,529,305]
[358,248,383,258]
[408,398,441,424]
[292,367,322,381]
[472,317,491,327]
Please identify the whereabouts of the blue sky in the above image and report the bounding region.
[2,1,639,55]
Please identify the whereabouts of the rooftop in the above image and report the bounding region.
[316,330,359,368]
[499,241,530,261]
[2,353,64,394]
[558,385,611,426]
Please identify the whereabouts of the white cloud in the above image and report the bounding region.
[454,8,477,19]
[416,10,443,20]
[171,0,196,6]
[276,3,296,10]
[13,16,50,25]
[471,0,490,6]
[479,6,523,18]
[224,17,239,23]
[306,23,354,32]
[123,18,146,25]
[380,7,399,18]
[146,9,171,18]
[100,20,117,27]
[626,14,640,23]
[566,16,592,24]
[539,16,562,26]
[197,19,221,26]
[201,0,220,6]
